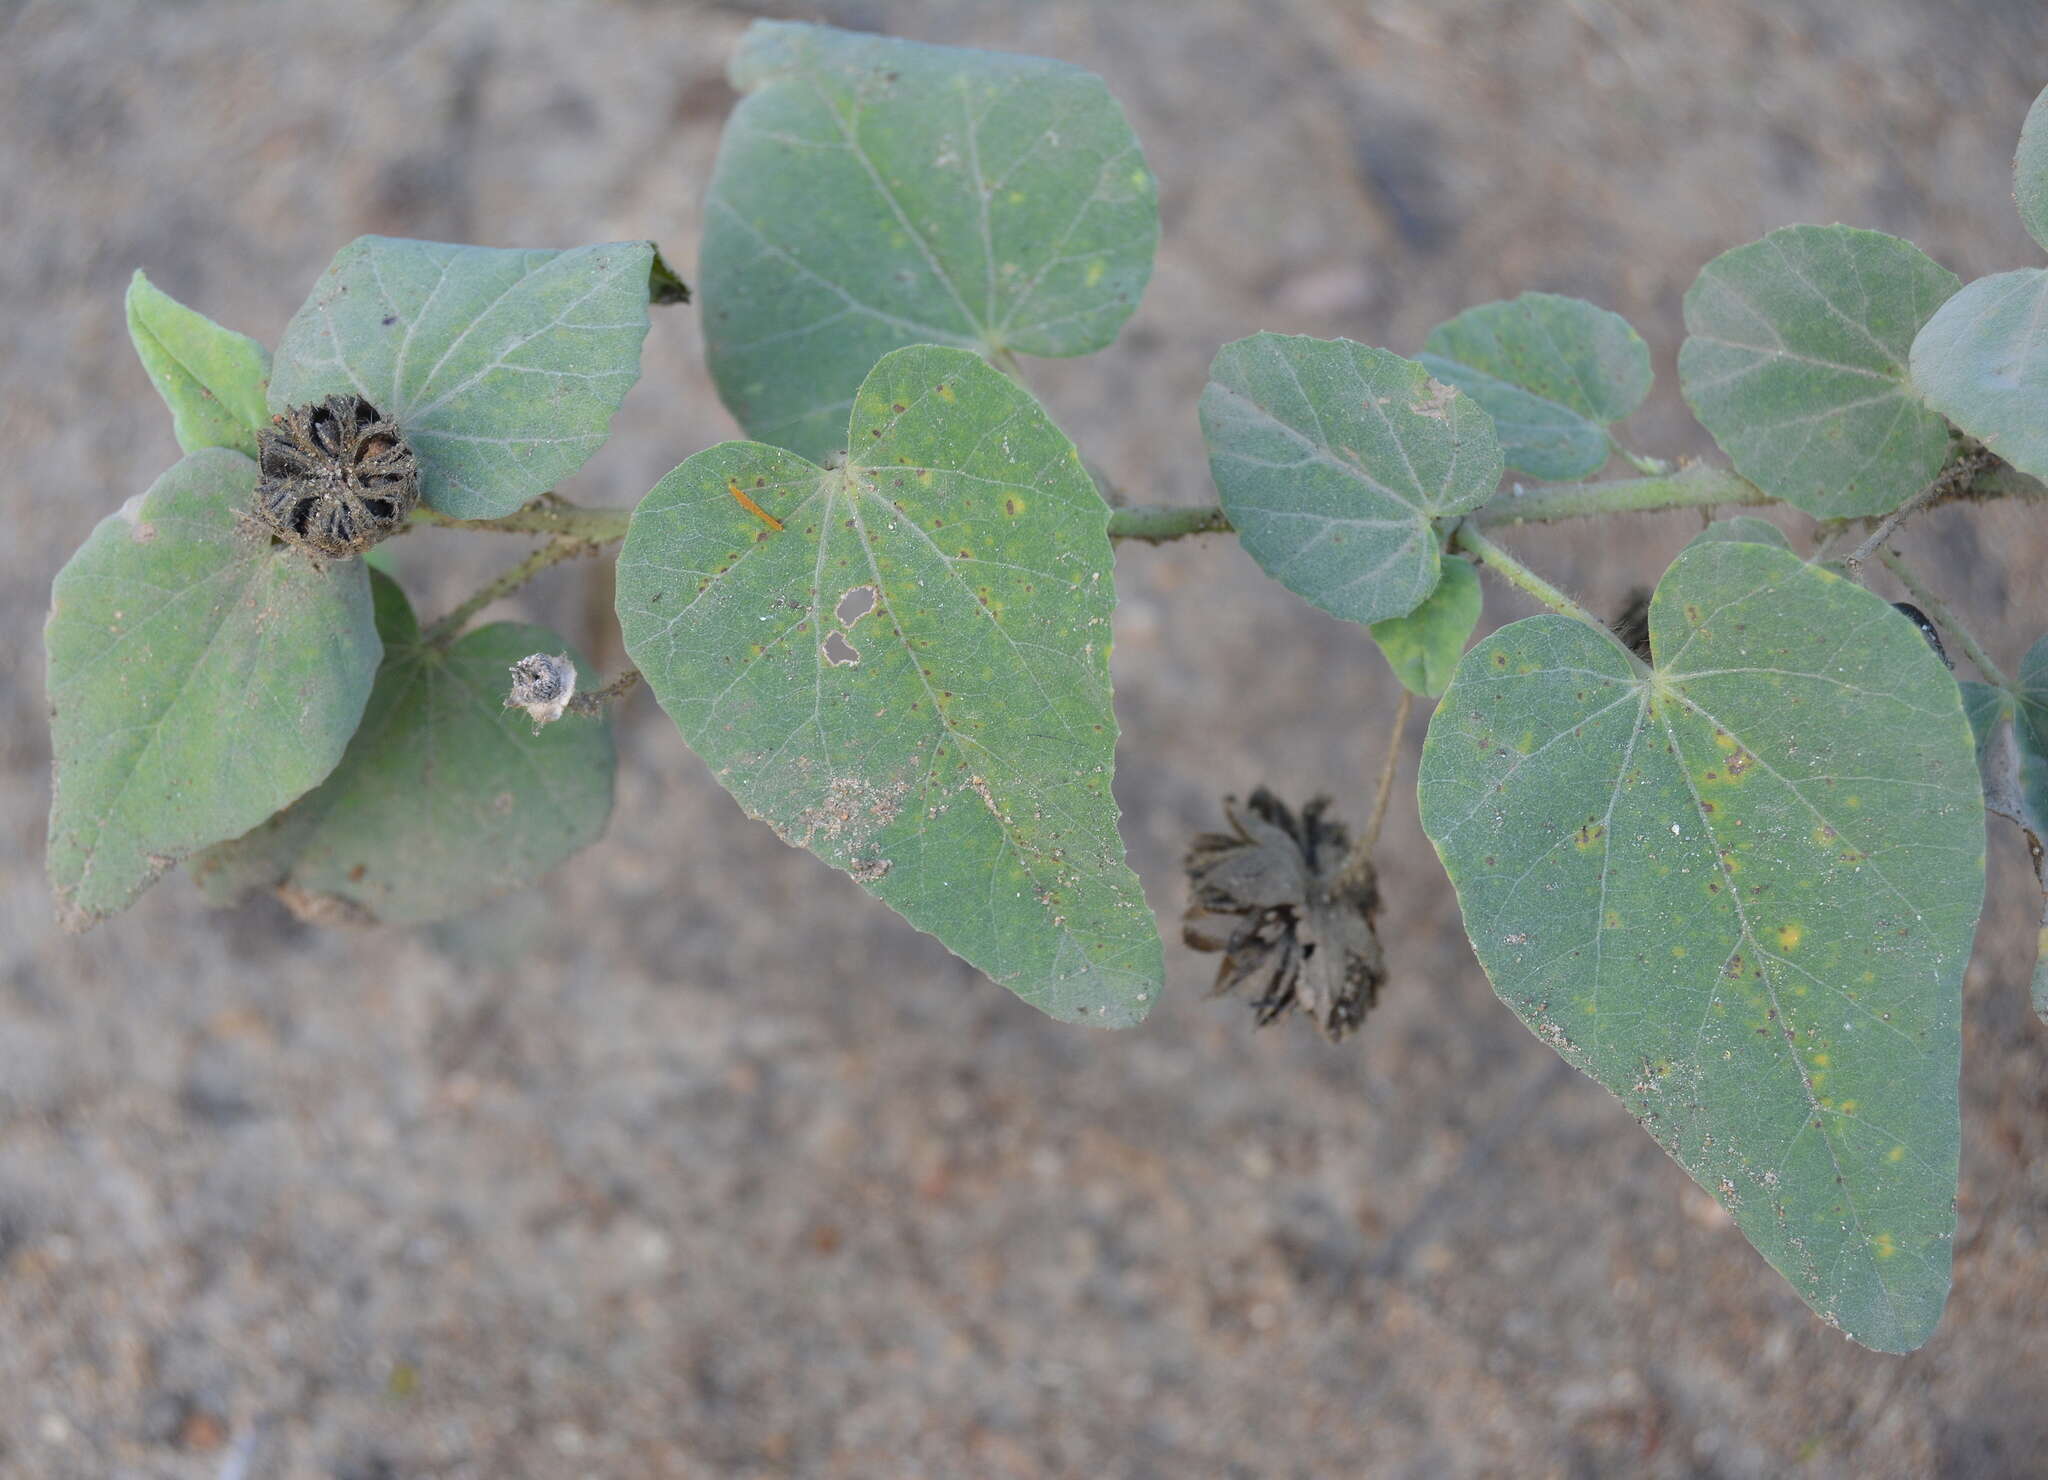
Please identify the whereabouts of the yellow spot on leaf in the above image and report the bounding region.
[1777,923,1803,952]
[1810,1052,1830,1068]
[937,384,956,403]
[1714,731,1738,751]
[1085,259,1105,287]
[1872,1232,1897,1259]
[1604,910,1622,929]
[1672,945,1687,958]
[1887,1144,1907,1164]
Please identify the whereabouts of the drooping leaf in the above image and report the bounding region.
[1418,292,1651,480]
[614,344,1161,1025]
[45,448,380,930]
[126,270,271,458]
[1200,333,1502,628]
[1418,541,1983,1352]
[700,21,1157,460]
[267,236,657,519]
[1684,515,1792,553]
[1909,269,2048,482]
[2015,83,2048,256]
[193,572,614,926]
[1370,554,1482,697]
[1679,225,1960,518]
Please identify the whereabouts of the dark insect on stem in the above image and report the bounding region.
[254,394,420,557]
[1891,602,1954,670]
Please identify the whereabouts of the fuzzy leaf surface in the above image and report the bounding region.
[1679,226,1959,518]
[2016,83,2048,255]
[1419,292,1651,480]
[1909,268,2048,482]
[268,236,655,518]
[1418,542,1983,1351]
[1370,554,1482,697]
[700,21,1157,460]
[126,271,272,458]
[615,345,1160,1025]
[45,449,379,929]
[1200,333,1502,627]
[193,573,614,925]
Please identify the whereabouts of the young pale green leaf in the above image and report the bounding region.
[1683,515,1792,553]
[2015,83,2048,255]
[1418,292,1651,480]
[126,270,272,458]
[1679,225,1960,518]
[267,236,657,519]
[614,344,1160,1025]
[1370,555,1482,697]
[1201,334,1502,628]
[45,448,380,930]
[1418,542,1983,1352]
[700,21,1157,461]
[192,573,614,926]
[1909,269,2048,482]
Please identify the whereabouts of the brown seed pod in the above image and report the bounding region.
[253,393,420,557]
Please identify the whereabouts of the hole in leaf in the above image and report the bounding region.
[823,632,860,667]
[836,585,878,625]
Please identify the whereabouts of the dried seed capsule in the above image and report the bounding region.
[505,652,577,732]
[253,393,420,557]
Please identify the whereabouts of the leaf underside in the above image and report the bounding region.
[267,236,656,519]
[615,344,1161,1025]
[1419,542,1982,1352]
[700,20,1158,461]
[1909,268,2048,483]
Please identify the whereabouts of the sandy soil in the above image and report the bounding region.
[4,1,2046,1475]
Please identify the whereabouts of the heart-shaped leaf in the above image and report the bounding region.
[46,448,380,930]
[615,344,1161,1025]
[268,236,657,519]
[700,21,1157,460]
[2015,83,2048,255]
[192,572,614,926]
[126,270,271,458]
[1679,226,1960,518]
[1370,554,1482,697]
[1419,542,1983,1352]
[1419,292,1651,480]
[1200,333,1502,627]
[1909,268,2048,482]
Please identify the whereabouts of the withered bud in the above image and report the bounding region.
[506,652,576,733]
[254,393,420,557]
[1183,787,1387,1042]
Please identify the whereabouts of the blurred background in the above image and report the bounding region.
[5,1,2047,1475]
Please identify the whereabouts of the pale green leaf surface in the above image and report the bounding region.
[45,449,379,930]
[700,21,1157,461]
[193,573,614,926]
[1201,333,1503,628]
[1684,516,1792,553]
[2015,83,2048,255]
[1679,226,1960,518]
[268,236,656,519]
[1419,542,1983,1351]
[1371,555,1482,697]
[126,270,271,458]
[1909,269,2048,482]
[1419,292,1651,480]
[615,345,1160,1025]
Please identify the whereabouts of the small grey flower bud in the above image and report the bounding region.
[506,652,577,732]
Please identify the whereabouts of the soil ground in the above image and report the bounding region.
[4,1,2047,1476]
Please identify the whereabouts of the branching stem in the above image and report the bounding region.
[422,538,596,647]
[1449,520,1612,633]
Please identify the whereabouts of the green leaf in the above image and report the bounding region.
[1418,292,1651,480]
[1200,333,1503,627]
[126,270,272,458]
[614,344,1160,1026]
[267,236,657,519]
[2015,83,2048,255]
[1684,515,1792,553]
[1908,269,2048,482]
[193,572,614,926]
[1370,555,1482,697]
[1679,225,1961,518]
[1418,542,1983,1352]
[700,21,1158,461]
[45,448,380,930]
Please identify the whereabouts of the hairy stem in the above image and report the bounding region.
[1107,504,1234,542]
[568,666,644,716]
[413,503,633,543]
[1476,462,1766,525]
[1877,546,2012,688]
[422,538,595,647]
[1450,520,1615,634]
[1339,687,1415,892]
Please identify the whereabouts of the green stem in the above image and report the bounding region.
[1107,504,1233,542]
[422,538,593,647]
[1876,546,2012,688]
[1450,520,1613,633]
[1476,462,1766,526]
[413,503,633,543]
